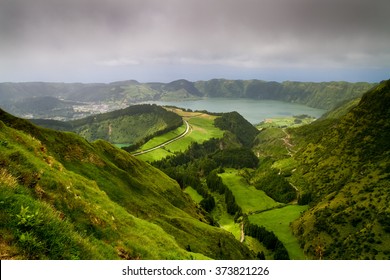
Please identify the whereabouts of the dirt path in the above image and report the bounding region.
[281,128,295,156]
[131,120,190,156]
[240,222,245,243]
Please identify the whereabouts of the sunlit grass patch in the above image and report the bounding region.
[0,168,18,188]
[184,187,203,204]
[249,205,308,259]
[219,169,280,214]
[135,110,224,161]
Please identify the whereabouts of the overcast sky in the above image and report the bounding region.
[0,0,389,83]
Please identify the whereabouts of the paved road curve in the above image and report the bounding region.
[131,120,190,156]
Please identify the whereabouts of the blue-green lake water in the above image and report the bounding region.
[149,99,326,124]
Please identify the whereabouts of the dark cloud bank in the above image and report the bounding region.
[0,0,389,82]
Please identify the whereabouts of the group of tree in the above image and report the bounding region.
[160,166,216,213]
[152,139,220,170]
[206,170,242,220]
[153,150,220,214]
[244,218,290,260]
[199,195,216,213]
[297,192,313,205]
[153,138,259,175]
[212,147,259,169]
[214,112,259,147]
[254,171,296,203]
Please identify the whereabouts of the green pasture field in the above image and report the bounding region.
[249,205,308,259]
[184,187,204,204]
[136,147,172,162]
[114,143,133,148]
[256,116,316,129]
[137,123,187,151]
[164,116,223,150]
[219,169,280,214]
[211,192,274,259]
[210,192,241,240]
[218,211,241,239]
[136,110,224,162]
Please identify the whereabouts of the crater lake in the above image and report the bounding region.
[148,98,326,124]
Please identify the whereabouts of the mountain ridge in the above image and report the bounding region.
[31,104,183,147]
[0,79,375,119]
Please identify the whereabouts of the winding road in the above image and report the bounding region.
[131,120,190,156]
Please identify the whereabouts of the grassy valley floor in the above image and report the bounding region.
[249,205,308,259]
[218,169,307,259]
[219,169,281,214]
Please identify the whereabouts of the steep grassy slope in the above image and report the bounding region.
[289,80,390,259]
[214,111,259,147]
[32,104,182,146]
[0,109,252,260]
[320,98,361,119]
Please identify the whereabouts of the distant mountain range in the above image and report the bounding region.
[0,79,376,119]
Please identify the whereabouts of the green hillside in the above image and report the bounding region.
[9,96,78,119]
[288,80,390,259]
[0,109,252,260]
[194,79,374,109]
[214,111,259,147]
[320,98,361,119]
[134,108,225,162]
[32,104,183,147]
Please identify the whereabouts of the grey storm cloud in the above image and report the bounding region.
[0,0,389,82]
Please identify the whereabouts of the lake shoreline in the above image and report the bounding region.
[141,98,326,124]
